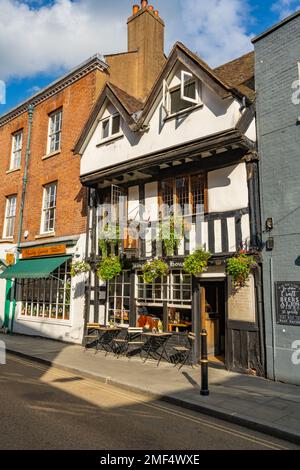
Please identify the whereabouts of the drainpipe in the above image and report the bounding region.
[10,104,34,332]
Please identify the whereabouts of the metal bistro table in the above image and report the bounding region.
[95,326,122,355]
[141,332,172,366]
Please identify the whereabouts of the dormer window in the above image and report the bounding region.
[163,71,201,117]
[100,113,122,141]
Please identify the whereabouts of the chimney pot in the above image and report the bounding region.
[154,10,159,17]
[132,4,139,15]
[148,5,154,11]
[141,0,148,9]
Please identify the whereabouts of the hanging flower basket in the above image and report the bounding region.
[160,216,184,257]
[183,248,211,277]
[96,256,122,282]
[70,261,91,277]
[142,259,169,284]
[226,254,257,288]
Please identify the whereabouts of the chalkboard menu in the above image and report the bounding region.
[276,282,300,326]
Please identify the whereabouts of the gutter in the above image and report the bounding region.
[10,104,34,333]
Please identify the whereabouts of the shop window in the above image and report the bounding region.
[107,271,130,325]
[20,260,71,321]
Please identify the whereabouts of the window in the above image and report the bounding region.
[48,109,62,154]
[20,260,71,321]
[10,130,23,170]
[41,183,57,234]
[3,195,17,238]
[168,271,192,305]
[163,71,201,117]
[100,113,121,141]
[160,174,207,216]
[107,271,130,325]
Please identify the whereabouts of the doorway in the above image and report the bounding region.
[200,281,226,364]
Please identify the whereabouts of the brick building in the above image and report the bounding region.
[0,2,166,342]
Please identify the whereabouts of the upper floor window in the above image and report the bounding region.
[48,109,62,154]
[41,183,57,234]
[163,71,201,117]
[3,195,17,239]
[160,173,207,217]
[100,113,121,141]
[10,130,23,170]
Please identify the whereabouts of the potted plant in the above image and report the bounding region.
[96,255,122,281]
[160,216,183,257]
[142,259,169,284]
[226,254,257,288]
[70,260,91,277]
[183,248,211,276]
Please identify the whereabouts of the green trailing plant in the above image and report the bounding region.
[142,259,169,284]
[183,248,211,276]
[98,223,121,258]
[70,261,91,277]
[226,254,257,288]
[96,255,122,282]
[160,216,184,257]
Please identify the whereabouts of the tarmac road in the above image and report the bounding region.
[0,353,298,450]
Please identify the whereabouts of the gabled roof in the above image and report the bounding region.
[75,42,255,154]
[74,82,143,154]
[214,51,255,101]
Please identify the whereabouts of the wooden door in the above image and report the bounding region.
[200,284,222,357]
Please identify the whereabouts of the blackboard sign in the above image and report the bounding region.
[276,282,300,326]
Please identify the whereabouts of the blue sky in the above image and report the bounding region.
[0,0,299,115]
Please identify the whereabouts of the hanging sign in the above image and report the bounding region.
[22,244,67,259]
[5,253,15,266]
[276,282,300,326]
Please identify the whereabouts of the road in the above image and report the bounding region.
[0,353,298,450]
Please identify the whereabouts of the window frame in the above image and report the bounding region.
[163,71,202,118]
[47,108,62,155]
[10,130,23,170]
[3,194,17,239]
[99,112,122,143]
[41,182,57,235]
[107,271,131,325]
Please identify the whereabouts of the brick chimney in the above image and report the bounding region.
[127,1,165,99]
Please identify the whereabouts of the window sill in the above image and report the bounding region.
[6,168,21,174]
[17,316,72,327]
[96,134,124,147]
[164,103,203,122]
[42,150,61,160]
[35,232,56,240]
[0,238,14,243]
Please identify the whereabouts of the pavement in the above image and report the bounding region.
[1,332,300,445]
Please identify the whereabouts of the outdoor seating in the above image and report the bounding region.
[113,327,144,358]
[172,332,195,370]
[95,327,121,355]
[83,323,101,351]
[141,333,172,367]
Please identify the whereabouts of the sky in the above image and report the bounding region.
[0,0,300,115]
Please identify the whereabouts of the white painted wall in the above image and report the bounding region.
[13,234,87,344]
[208,163,248,213]
[245,118,257,141]
[81,64,248,177]
[0,242,16,327]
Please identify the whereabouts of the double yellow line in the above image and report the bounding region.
[6,354,290,450]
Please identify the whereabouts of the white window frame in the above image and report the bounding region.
[41,183,57,234]
[47,109,62,154]
[3,195,17,239]
[99,113,122,142]
[162,71,201,117]
[10,130,23,170]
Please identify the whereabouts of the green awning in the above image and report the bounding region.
[0,256,71,280]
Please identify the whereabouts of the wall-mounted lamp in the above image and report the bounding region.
[266,237,274,251]
[266,218,273,232]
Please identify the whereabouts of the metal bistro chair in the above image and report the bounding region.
[83,323,101,351]
[95,328,121,356]
[141,334,172,367]
[172,332,195,370]
[113,327,144,358]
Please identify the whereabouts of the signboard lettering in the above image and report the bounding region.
[276,282,300,326]
[22,244,67,259]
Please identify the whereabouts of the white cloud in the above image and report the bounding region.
[0,0,255,81]
[272,0,300,18]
